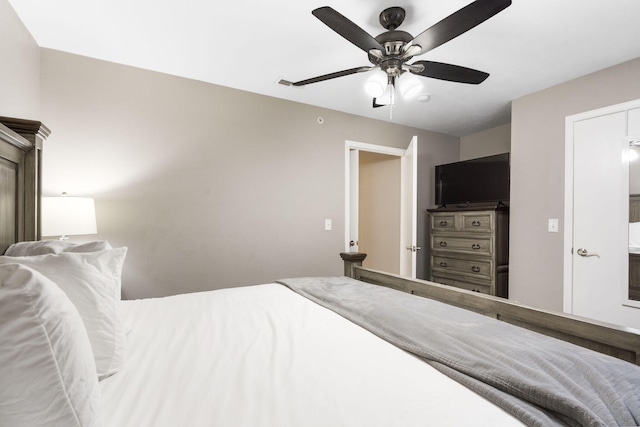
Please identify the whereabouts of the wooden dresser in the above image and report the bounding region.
[427,206,509,297]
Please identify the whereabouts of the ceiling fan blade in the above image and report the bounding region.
[292,66,372,86]
[312,7,385,53]
[410,0,511,55]
[410,61,489,84]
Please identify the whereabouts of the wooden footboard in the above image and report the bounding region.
[341,253,640,365]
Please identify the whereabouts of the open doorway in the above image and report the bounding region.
[345,138,418,278]
[359,151,401,273]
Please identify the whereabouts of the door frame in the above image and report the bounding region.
[563,98,640,314]
[344,139,416,276]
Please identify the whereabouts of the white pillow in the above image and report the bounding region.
[4,240,112,256]
[0,248,128,379]
[0,263,103,427]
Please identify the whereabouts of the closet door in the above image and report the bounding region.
[569,104,640,330]
[571,112,627,326]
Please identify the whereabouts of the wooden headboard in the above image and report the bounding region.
[0,116,49,254]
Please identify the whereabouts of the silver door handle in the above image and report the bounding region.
[405,245,422,252]
[577,248,600,258]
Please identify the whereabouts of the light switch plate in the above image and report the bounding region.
[548,218,559,233]
[324,219,332,231]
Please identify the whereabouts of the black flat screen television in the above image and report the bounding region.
[435,153,510,206]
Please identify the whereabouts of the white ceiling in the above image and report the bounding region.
[8,0,640,136]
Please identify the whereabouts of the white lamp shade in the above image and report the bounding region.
[365,71,387,98]
[398,74,424,100]
[42,197,97,237]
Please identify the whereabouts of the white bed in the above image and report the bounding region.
[2,244,640,427]
[100,283,522,427]
[0,239,522,427]
[4,242,639,426]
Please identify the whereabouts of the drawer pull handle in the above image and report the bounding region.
[472,220,481,227]
[439,241,447,247]
[439,220,448,226]
[471,266,481,273]
[439,262,448,268]
[471,243,481,250]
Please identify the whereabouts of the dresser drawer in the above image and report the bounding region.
[431,274,491,294]
[430,213,456,231]
[432,256,493,281]
[431,235,493,257]
[460,212,494,232]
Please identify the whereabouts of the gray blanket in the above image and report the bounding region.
[277,276,640,427]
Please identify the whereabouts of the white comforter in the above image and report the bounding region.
[100,283,522,426]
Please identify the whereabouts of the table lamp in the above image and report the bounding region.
[42,193,97,240]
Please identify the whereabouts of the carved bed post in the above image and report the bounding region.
[340,252,367,278]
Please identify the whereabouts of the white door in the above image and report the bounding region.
[400,137,418,278]
[348,149,359,252]
[566,101,640,329]
[571,112,628,325]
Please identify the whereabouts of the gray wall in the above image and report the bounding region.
[0,0,39,119]
[460,124,511,160]
[510,57,640,311]
[39,49,459,299]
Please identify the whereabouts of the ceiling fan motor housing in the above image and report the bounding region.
[369,31,415,78]
[375,31,413,54]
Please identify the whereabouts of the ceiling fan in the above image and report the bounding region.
[282,0,512,107]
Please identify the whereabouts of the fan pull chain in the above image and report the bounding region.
[389,81,395,120]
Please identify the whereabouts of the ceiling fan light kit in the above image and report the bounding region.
[398,74,424,99]
[365,70,423,100]
[364,71,387,98]
[287,0,511,110]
